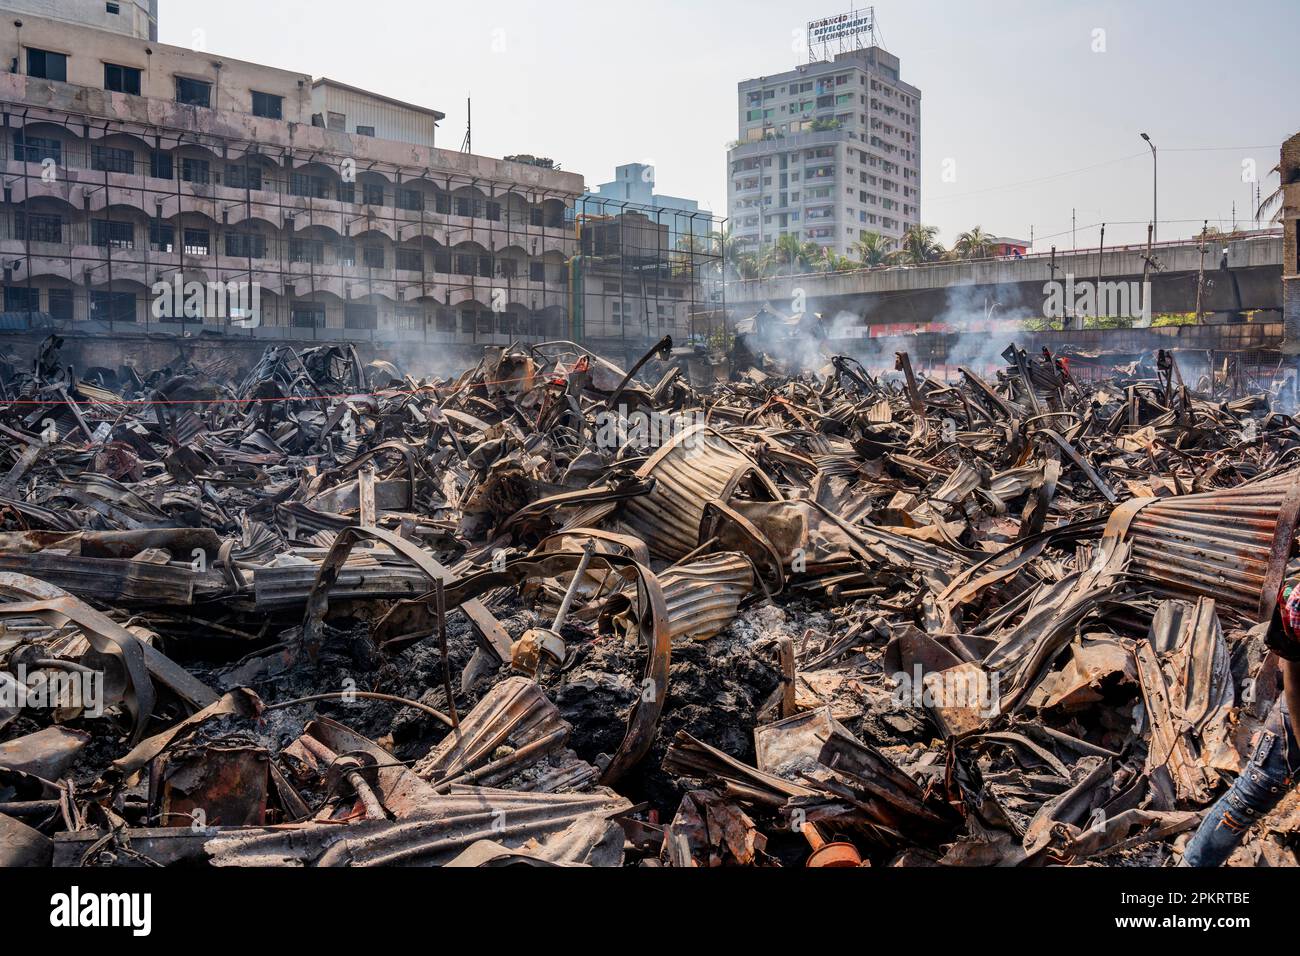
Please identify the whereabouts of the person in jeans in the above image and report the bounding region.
[1182,582,1300,866]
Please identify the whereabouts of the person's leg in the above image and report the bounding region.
[1183,703,1300,866]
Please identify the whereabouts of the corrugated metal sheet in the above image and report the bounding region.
[1104,473,1300,621]
[656,552,755,640]
[621,424,781,562]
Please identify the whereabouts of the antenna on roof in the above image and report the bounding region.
[460,97,471,154]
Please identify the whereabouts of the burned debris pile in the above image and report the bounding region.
[0,334,1298,867]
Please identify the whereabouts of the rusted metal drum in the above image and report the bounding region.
[1103,472,1300,622]
[621,424,782,562]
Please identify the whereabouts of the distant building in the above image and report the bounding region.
[310,79,444,149]
[4,0,156,40]
[572,210,699,352]
[0,9,584,343]
[727,45,921,258]
[580,163,708,248]
[1283,132,1300,353]
[991,236,1030,257]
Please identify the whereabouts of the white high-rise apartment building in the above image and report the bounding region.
[727,46,920,259]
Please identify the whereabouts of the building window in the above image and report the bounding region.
[150,151,173,180]
[355,126,375,137]
[14,212,63,243]
[396,248,422,272]
[225,232,266,259]
[175,77,212,108]
[432,250,451,273]
[4,286,39,313]
[529,208,544,227]
[291,302,324,328]
[106,2,121,13]
[91,145,134,174]
[103,62,141,95]
[181,157,211,184]
[183,229,210,256]
[289,173,327,198]
[529,262,545,282]
[362,245,384,269]
[455,197,474,218]
[90,290,135,323]
[362,183,384,206]
[344,304,377,328]
[434,193,450,214]
[485,201,501,222]
[91,219,134,249]
[394,308,422,331]
[289,238,324,264]
[454,254,476,276]
[13,132,61,165]
[336,182,355,203]
[251,91,283,120]
[48,288,73,320]
[338,241,356,267]
[395,188,424,211]
[149,221,174,252]
[26,49,67,82]
[226,164,262,190]
[478,256,493,278]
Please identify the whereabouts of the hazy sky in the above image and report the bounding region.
[161,0,1297,250]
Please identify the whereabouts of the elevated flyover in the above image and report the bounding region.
[726,232,1283,328]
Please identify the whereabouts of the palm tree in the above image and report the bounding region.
[852,231,894,267]
[1256,163,1283,225]
[817,250,856,273]
[760,234,816,276]
[895,224,946,265]
[953,226,995,260]
[733,252,762,280]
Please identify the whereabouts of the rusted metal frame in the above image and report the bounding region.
[391,551,672,786]
[1034,428,1118,503]
[1259,481,1300,621]
[0,573,174,744]
[301,525,512,662]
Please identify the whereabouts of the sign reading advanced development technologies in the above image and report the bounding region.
[807,8,875,54]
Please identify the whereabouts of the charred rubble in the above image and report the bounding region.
[0,334,1298,867]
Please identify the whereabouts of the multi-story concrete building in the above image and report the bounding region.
[726,46,920,259]
[0,11,584,347]
[581,163,707,247]
[572,210,702,354]
[1282,132,1300,353]
[6,0,156,41]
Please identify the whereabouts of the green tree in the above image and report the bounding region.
[895,224,946,265]
[953,226,995,260]
[852,231,894,267]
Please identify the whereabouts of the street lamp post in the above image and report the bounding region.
[1140,133,1157,242]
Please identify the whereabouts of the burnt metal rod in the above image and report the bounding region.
[552,537,597,631]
